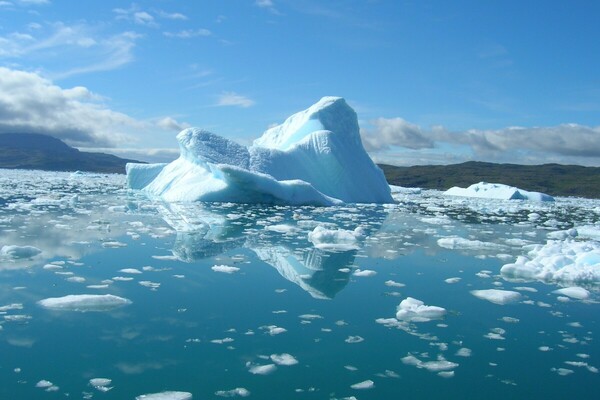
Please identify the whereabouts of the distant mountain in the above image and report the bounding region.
[0,133,142,174]
[379,161,600,199]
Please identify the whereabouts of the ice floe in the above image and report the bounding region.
[553,287,591,300]
[135,391,193,400]
[396,297,447,322]
[501,240,600,284]
[444,182,554,202]
[470,289,522,305]
[211,265,240,274]
[350,380,374,390]
[37,294,132,311]
[215,388,250,397]
[270,353,299,366]
[308,226,362,251]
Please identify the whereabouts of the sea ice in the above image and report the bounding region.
[308,226,362,251]
[215,388,250,397]
[395,297,446,322]
[553,287,590,300]
[37,294,132,312]
[444,182,554,202]
[247,363,277,375]
[501,240,600,284]
[135,391,193,400]
[211,265,240,274]
[270,353,299,366]
[126,97,393,205]
[470,289,522,305]
[350,380,374,390]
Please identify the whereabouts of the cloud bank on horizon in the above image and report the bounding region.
[0,0,599,166]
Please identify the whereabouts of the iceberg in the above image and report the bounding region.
[444,182,554,202]
[127,97,393,205]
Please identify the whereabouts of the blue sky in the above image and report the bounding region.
[1,0,599,166]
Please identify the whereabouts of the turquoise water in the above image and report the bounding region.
[0,170,598,399]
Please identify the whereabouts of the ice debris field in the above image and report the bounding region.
[0,168,599,399]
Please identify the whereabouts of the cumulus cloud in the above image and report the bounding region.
[0,67,189,149]
[156,116,191,132]
[113,6,158,27]
[216,92,255,108]
[361,117,600,166]
[362,117,434,151]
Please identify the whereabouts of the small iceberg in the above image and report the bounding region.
[37,294,132,312]
[127,97,393,206]
[444,182,554,202]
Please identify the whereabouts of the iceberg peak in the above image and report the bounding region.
[127,97,393,205]
[253,96,360,151]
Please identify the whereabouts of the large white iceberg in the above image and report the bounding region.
[444,182,554,202]
[127,97,393,205]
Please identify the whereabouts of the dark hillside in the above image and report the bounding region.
[379,161,600,199]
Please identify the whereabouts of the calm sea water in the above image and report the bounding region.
[0,170,598,399]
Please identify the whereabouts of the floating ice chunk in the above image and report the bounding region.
[270,353,299,366]
[455,348,472,357]
[353,269,377,277]
[396,297,446,322]
[552,368,574,376]
[470,289,522,305]
[211,265,240,274]
[119,268,142,274]
[247,363,277,375]
[444,182,554,202]
[1,245,42,259]
[308,226,361,251]
[345,336,365,344]
[501,240,600,284]
[102,241,127,248]
[402,354,458,372]
[135,391,193,400]
[385,280,405,287]
[89,378,112,387]
[350,380,374,390]
[438,371,455,378]
[37,294,131,312]
[36,380,53,388]
[445,277,461,284]
[265,224,299,234]
[215,388,250,397]
[437,236,504,251]
[553,287,590,300]
[127,97,393,205]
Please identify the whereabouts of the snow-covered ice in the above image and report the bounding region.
[37,294,132,311]
[395,297,447,322]
[308,226,362,251]
[553,287,590,300]
[126,97,392,205]
[135,391,193,400]
[470,289,522,305]
[444,182,554,202]
[501,240,600,284]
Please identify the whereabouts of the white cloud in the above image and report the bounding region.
[0,67,189,149]
[0,23,141,78]
[255,0,281,15]
[216,92,255,108]
[156,116,191,132]
[113,5,158,27]
[163,29,212,39]
[157,10,188,20]
[362,117,434,151]
[362,117,600,166]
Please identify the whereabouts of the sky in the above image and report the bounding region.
[1,0,600,166]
